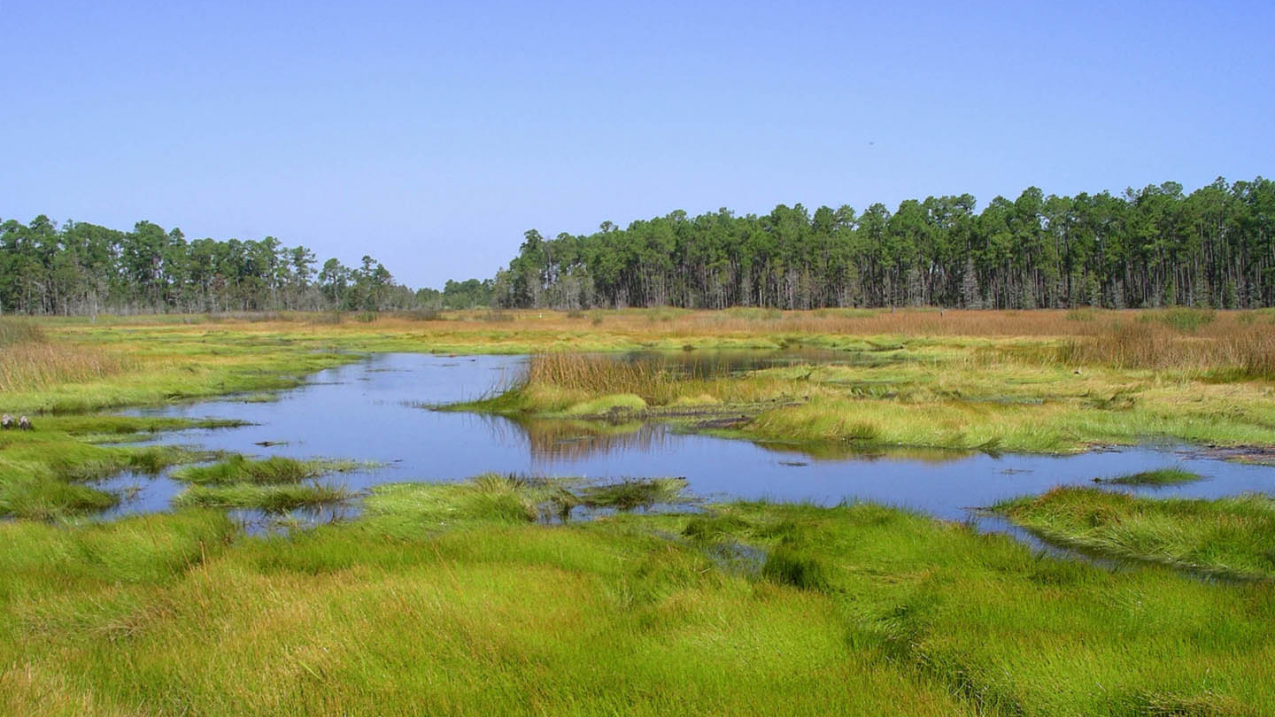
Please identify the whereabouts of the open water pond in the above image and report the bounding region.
[113,352,1275,529]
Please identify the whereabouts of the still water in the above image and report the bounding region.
[110,353,1275,526]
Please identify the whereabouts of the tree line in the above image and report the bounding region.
[0,217,491,315]
[6,176,1272,315]
[493,177,1275,310]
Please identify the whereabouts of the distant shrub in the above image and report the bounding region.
[566,309,585,319]
[481,310,513,323]
[355,311,378,323]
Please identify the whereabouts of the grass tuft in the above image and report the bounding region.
[172,455,356,485]
[174,483,353,511]
[1094,468,1203,486]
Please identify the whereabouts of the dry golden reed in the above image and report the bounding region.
[525,352,676,396]
[0,342,136,392]
[1059,322,1275,376]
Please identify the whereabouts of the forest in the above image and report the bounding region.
[0,217,492,315]
[493,177,1275,310]
[3,176,1272,315]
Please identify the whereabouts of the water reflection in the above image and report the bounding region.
[501,417,674,461]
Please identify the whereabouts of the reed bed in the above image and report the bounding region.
[524,352,679,398]
[0,319,46,347]
[1058,322,1275,376]
[0,341,137,392]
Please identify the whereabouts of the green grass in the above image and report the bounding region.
[0,427,200,520]
[1094,467,1204,486]
[172,455,358,485]
[996,486,1275,579]
[0,318,46,347]
[173,483,354,512]
[577,477,689,511]
[4,477,1275,714]
[5,312,1275,711]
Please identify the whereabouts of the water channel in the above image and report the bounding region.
[99,352,1275,536]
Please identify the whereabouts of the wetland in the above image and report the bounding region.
[4,308,1275,715]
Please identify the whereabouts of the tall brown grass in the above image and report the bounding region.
[0,320,136,392]
[1058,322,1275,376]
[0,320,46,348]
[524,352,677,397]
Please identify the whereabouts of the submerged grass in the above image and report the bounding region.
[5,476,1275,714]
[996,486,1275,579]
[577,477,688,511]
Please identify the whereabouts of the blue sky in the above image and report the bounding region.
[3,0,1273,288]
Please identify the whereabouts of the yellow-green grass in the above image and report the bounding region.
[996,486,1275,579]
[171,455,361,486]
[4,476,1275,715]
[173,483,354,512]
[464,350,1275,454]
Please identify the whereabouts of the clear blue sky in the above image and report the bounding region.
[3,0,1273,288]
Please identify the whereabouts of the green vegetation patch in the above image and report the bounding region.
[1093,468,1204,486]
[362,474,691,532]
[577,477,688,512]
[6,477,1275,714]
[174,483,353,512]
[996,486,1275,579]
[562,392,647,416]
[172,455,359,486]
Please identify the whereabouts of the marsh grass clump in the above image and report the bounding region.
[1149,307,1217,333]
[1094,468,1203,486]
[362,475,691,530]
[125,447,187,475]
[682,514,754,541]
[996,486,1275,578]
[172,455,354,485]
[0,340,135,392]
[1064,308,1098,322]
[577,477,688,512]
[526,352,678,398]
[761,546,834,592]
[1058,321,1275,377]
[0,318,46,347]
[174,483,352,512]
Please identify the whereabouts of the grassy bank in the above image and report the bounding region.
[4,475,1275,715]
[996,486,1275,579]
